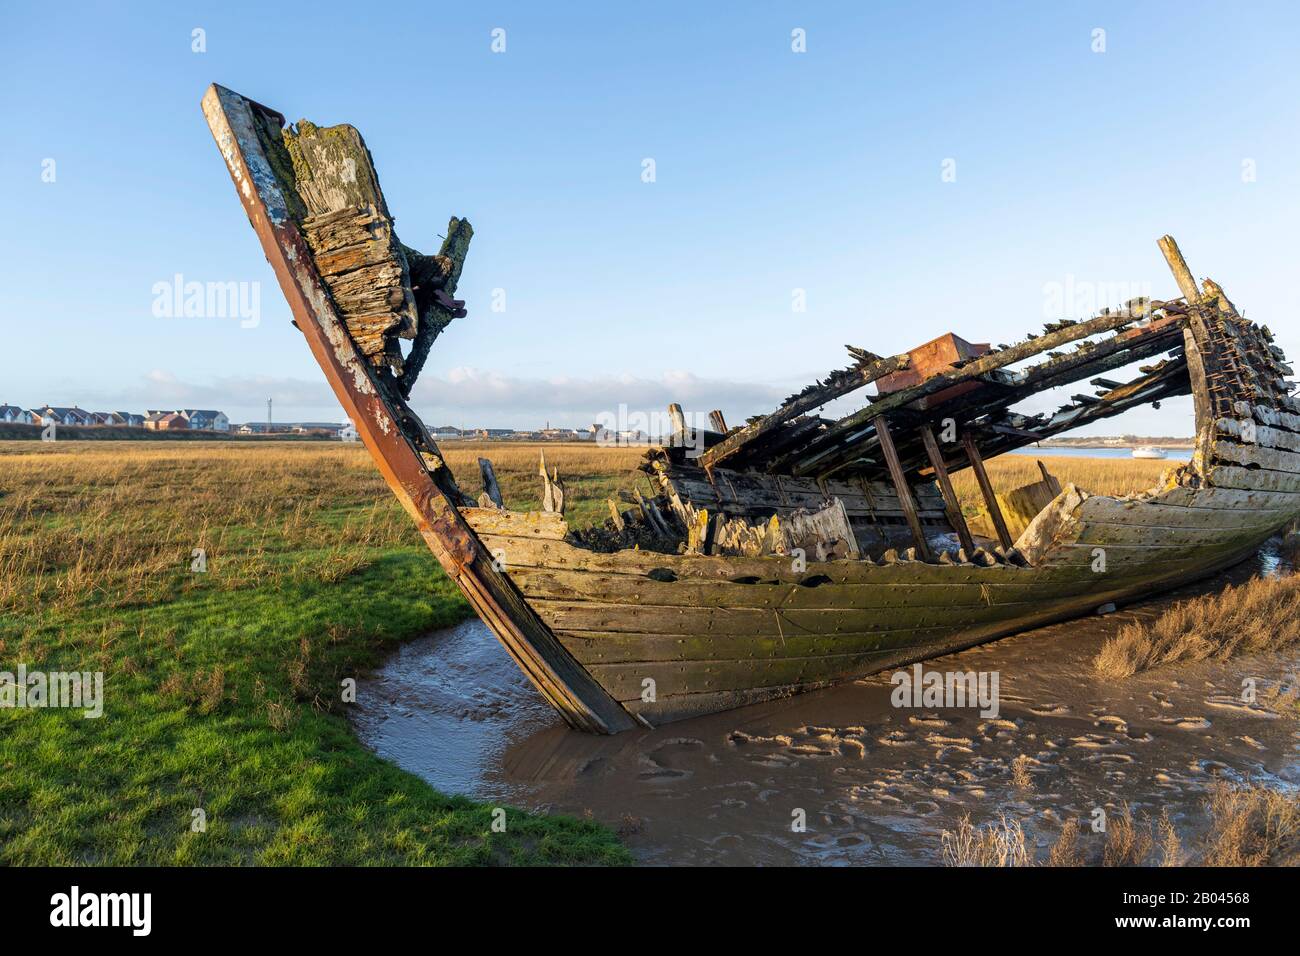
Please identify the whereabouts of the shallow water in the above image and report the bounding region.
[1008,446,1192,461]
[351,542,1299,865]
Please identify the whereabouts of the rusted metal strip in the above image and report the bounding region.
[201,84,635,734]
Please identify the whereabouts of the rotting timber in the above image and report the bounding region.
[205,85,1300,733]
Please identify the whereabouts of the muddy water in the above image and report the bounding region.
[351,542,1300,865]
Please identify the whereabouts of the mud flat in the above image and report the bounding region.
[351,541,1300,865]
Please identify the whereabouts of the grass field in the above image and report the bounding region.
[0,440,1182,865]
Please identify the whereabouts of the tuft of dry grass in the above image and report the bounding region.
[1201,781,1300,866]
[1010,753,1034,790]
[1046,818,1082,867]
[1101,803,1153,866]
[1094,574,1300,678]
[941,813,1030,867]
[946,785,1298,866]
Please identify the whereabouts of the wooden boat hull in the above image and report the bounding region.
[467,476,1300,723]
[204,84,1300,733]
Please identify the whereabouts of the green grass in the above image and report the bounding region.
[0,442,631,865]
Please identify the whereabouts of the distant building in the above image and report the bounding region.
[291,422,344,435]
[33,406,94,426]
[178,409,230,432]
[339,423,359,442]
[0,405,33,424]
[115,412,145,427]
[145,412,188,431]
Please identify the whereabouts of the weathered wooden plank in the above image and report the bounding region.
[508,566,1083,612]
[462,507,568,540]
[589,649,919,699]
[1235,401,1300,433]
[874,416,933,560]
[794,308,1164,467]
[530,597,1054,636]
[963,433,1014,550]
[1210,437,1300,474]
[477,458,505,508]
[398,217,474,397]
[1204,463,1300,493]
[915,426,977,554]
[698,350,912,471]
[555,625,959,664]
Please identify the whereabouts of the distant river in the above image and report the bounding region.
[1008,446,1192,461]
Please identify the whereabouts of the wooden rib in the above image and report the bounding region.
[962,432,1013,550]
[698,350,911,471]
[792,308,1157,471]
[919,424,974,554]
[874,416,932,561]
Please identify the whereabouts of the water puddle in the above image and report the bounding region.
[351,541,1300,864]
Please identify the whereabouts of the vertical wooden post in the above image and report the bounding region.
[962,433,1013,551]
[667,403,687,435]
[708,409,728,433]
[919,425,975,555]
[1158,235,1213,430]
[1157,235,1202,304]
[873,416,932,561]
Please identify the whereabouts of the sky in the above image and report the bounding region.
[3,1,1299,435]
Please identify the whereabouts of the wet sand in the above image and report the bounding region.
[351,542,1300,865]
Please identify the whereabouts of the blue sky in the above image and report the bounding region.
[3,1,1298,433]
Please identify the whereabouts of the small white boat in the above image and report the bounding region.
[1132,446,1168,459]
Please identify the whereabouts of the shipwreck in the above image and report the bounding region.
[204,85,1300,733]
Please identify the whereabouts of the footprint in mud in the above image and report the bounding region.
[840,739,867,759]
[1156,716,1212,731]
[1205,695,1280,719]
[577,756,615,778]
[1082,752,1135,764]
[639,737,706,780]
[1029,703,1070,716]
[1192,758,1234,776]
[978,718,1019,738]
[933,745,974,760]
[1149,690,1175,709]
[787,744,838,758]
[878,730,915,747]
[925,733,974,748]
[727,730,794,747]
[1070,733,1121,750]
[1094,715,1129,733]
[1236,735,1267,751]
[909,713,951,728]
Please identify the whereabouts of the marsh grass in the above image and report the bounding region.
[0,440,630,865]
[1094,574,1300,678]
[943,786,1292,866]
